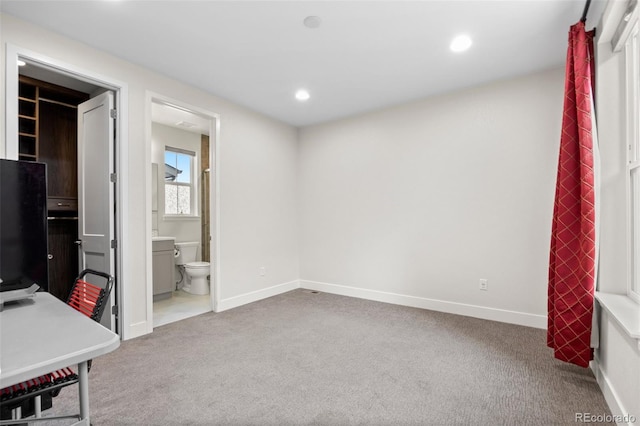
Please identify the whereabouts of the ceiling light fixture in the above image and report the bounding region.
[303,16,322,29]
[450,34,472,53]
[176,120,197,128]
[295,89,310,102]
[17,60,26,67]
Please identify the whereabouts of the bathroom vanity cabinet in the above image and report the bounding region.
[152,238,176,301]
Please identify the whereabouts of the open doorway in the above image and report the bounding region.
[147,95,219,328]
[5,45,128,336]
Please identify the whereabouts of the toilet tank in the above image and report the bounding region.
[175,241,199,265]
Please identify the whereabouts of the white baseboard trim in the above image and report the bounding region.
[300,280,547,329]
[591,358,636,426]
[217,280,300,312]
[125,321,151,340]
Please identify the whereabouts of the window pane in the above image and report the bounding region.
[176,153,191,184]
[165,150,193,183]
[164,147,195,215]
[165,151,177,168]
[165,184,177,214]
[177,185,191,215]
[165,151,178,182]
[165,184,191,215]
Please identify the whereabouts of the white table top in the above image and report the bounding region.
[0,292,120,388]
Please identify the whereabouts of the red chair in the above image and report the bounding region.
[0,269,114,422]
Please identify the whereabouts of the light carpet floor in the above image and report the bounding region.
[40,289,611,425]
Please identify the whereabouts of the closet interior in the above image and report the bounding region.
[18,74,90,301]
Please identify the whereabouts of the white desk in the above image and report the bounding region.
[0,292,120,425]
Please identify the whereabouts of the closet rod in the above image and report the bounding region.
[39,97,77,109]
[47,216,79,221]
[580,0,591,22]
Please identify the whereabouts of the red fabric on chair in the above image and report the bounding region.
[547,21,597,368]
[67,279,101,319]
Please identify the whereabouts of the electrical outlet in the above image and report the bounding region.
[479,279,488,291]
[259,267,266,276]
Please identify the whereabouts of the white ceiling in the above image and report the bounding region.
[1,0,606,128]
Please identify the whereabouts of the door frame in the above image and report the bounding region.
[4,44,132,339]
[146,92,221,329]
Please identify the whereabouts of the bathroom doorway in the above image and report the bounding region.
[148,95,219,328]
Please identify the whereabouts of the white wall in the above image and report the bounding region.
[592,2,640,422]
[151,122,202,246]
[298,68,564,327]
[2,8,636,420]
[1,14,300,338]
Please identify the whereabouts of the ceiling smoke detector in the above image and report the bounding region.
[303,16,321,29]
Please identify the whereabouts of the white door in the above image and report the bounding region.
[77,91,116,331]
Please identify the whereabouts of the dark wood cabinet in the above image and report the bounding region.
[18,79,38,161]
[39,100,78,200]
[17,75,89,300]
[47,218,80,300]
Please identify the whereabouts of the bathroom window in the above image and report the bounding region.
[164,147,196,216]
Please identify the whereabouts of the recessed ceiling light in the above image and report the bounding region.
[295,89,310,102]
[450,34,472,53]
[304,16,321,29]
[17,60,26,67]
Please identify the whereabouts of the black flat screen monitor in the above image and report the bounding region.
[0,159,49,292]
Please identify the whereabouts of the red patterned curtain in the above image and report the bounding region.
[547,21,597,368]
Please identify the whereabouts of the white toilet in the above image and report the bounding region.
[175,242,210,295]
